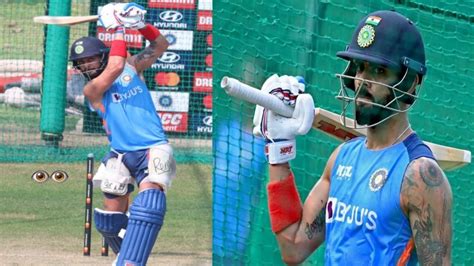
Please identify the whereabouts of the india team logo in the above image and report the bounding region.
[357,25,375,48]
[74,44,84,54]
[121,74,132,85]
[369,168,388,192]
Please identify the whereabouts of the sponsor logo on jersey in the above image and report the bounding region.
[326,197,378,230]
[369,168,388,192]
[111,86,143,103]
[335,165,352,180]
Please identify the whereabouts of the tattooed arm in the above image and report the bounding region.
[401,157,453,265]
[128,33,169,73]
[270,145,341,264]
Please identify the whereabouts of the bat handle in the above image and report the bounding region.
[220,76,294,118]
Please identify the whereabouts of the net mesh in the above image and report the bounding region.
[0,0,212,163]
[213,0,474,264]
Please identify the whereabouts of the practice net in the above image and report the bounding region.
[213,0,474,264]
[0,0,212,164]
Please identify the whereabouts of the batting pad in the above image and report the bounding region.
[94,209,128,254]
[116,189,166,265]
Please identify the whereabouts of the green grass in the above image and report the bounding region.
[0,162,212,259]
[1,2,46,60]
[0,1,92,60]
[0,105,80,131]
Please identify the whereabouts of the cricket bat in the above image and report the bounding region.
[33,15,99,26]
[220,76,471,171]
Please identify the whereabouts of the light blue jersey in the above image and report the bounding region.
[94,64,167,152]
[325,133,434,265]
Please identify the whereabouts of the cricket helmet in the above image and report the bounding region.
[334,10,427,128]
[69,36,109,80]
[337,10,426,104]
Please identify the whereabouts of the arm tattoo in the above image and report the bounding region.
[412,204,447,264]
[403,159,451,264]
[135,42,158,63]
[419,160,443,187]
[304,209,325,240]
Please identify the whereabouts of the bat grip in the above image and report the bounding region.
[220,76,294,118]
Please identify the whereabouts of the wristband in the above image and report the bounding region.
[115,26,125,34]
[265,139,296,164]
[109,39,127,58]
[138,24,161,41]
[267,173,303,233]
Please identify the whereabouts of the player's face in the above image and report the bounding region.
[77,56,101,72]
[352,60,401,126]
[76,55,102,79]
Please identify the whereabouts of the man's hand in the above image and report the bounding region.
[253,74,315,164]
[115,2,147,30]
[98,3,124,31]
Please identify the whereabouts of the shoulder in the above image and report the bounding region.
[323,144,344,182]
[405,157,446,188]
[400,157,451,213]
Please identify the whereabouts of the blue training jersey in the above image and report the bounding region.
[325,133,434,265]
[93,64,167,151]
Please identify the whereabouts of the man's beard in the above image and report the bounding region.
[355,87,396,126]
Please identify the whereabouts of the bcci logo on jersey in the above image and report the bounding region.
[369,168,388,192]
[326,197,378,230]
[121,74,132,86]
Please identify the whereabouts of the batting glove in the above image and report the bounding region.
[98,3,124,31]
[253,74,315,164]
[115,2,147,30]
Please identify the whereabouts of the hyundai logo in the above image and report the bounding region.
[159,11,183,22]
[202,115,212,126]
[159,52,181,63]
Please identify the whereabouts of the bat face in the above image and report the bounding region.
[312,108,471,171]
[313,108,364,141]
[314,120,359,141]
[33,15,99,26]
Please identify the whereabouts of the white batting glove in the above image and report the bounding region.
[115,2,147,30]
[98,3,125,31]
[253,74,315,164]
